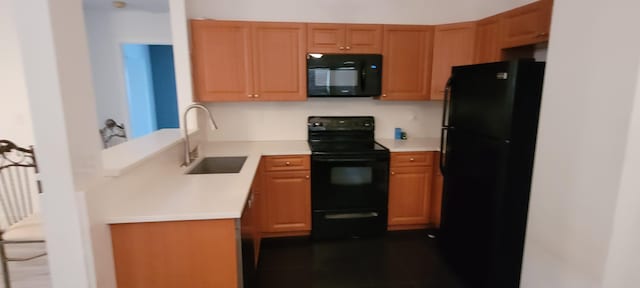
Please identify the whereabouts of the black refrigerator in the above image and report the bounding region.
[438,60,545,288]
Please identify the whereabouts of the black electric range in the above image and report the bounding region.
[307,116,390,239]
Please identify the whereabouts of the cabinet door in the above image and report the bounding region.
[345,24,383,54]
[307,23,346,53]
[252,22,307,101]
[382,25,434,101]
[500,0,552,49]
[474,16,502,64]
[431,154,444,227]
[263,171,311,233]
[388,166,433,226]
[431,22,476,100]
[191,20,253,102]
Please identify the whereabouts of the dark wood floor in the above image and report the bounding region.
[256,230,465,288]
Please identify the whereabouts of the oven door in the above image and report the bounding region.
[311,154,389,211]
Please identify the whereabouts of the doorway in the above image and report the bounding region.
[122,44,179,139]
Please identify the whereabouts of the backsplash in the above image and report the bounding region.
[205,98,443,141]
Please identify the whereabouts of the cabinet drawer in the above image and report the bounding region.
[263,155,310,171]
[391,152,433,167]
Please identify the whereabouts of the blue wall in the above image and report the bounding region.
[149,45,179,129]
[122,44,157,138]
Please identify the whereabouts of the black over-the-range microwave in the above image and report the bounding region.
[307,54,382,97]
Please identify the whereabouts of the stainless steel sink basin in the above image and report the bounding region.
[186,156,247,174]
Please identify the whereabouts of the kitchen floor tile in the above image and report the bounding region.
[256,230,466,288]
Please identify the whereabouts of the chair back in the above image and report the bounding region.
[0,140,40,229]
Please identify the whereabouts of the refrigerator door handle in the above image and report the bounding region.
[439,127,448,175]
[441,76,454,127]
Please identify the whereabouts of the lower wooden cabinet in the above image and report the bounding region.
[388,152,436,230]
[260,155,311,236]
[111,219,240,288]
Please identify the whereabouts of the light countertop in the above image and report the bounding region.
[99,138,437,225]
[100,140,310,224]
[377,137,441,152]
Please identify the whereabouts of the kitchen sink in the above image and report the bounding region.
[186,156,247,174]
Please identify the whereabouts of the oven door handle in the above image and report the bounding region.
[312,157,384,163]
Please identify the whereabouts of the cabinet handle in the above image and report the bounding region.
[248,94,253,98]
[409,158,415,161]
[382,94,387,97]
[285,161,291,166]
[305,175,310,179]
[391,171,395,175]
[346,46,351,50]
[536,32,549,37]
[339,46,345,50]
[254,94,260,98]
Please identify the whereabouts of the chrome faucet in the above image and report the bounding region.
[182,103,218,166]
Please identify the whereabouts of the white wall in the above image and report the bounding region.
[84,8,171,135]
[0,0,34,146]
[206,99,443,141]
[601,56,640,288]
[12,0,105,286]
[187,0,535,24]
[521,0,640,287]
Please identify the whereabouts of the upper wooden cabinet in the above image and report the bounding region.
[499,0,553,49]
[252,22,307,101]
[191,21,253,102]
[430,22,476,100]
[190,20,307,102]
[381,25,434,101]
[474,16,501,64]
[307,23,383,54]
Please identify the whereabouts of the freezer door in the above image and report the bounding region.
[449,62,516,140]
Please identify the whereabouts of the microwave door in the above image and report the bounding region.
[334,66,358,96]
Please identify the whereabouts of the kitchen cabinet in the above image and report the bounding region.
[307,23,383,54]
[499,0,553,49]
[430,22,476,100]
[380,25,434,101]
[474,16,502,64]
[388,152,435,230]
[111,219,240,288]
[261,155,311,236]
[431,153,444,227]
[191,20,306,102]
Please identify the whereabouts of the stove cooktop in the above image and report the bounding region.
[308,141,389,155]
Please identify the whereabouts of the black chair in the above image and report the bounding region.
[0,140,45,288]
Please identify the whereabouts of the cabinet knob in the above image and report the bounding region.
[254,94,260,98]
[248,94,253,98]
[391,171,395,175]
[409,158,415,161]
[536,32,549,37]
[382,94,387,97]
[346,46,351,50]
[305,175,310,179]
[285,161,291,166]
[339,46,345,50]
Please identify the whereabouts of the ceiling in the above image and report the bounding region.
[83,0,170,13]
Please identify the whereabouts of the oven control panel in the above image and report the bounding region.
[308,116,375,132]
